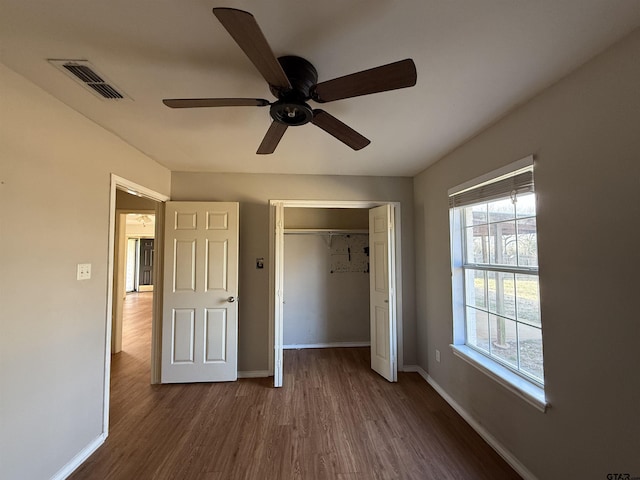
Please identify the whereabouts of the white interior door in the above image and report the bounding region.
[369,204,397,382]
[161,201,239,383]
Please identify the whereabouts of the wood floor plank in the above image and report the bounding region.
[69,293,521,480]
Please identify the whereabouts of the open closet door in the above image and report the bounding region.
[369,204,397,382]
[161,202,239,383]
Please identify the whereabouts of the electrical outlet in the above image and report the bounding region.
[77,263,91,280]
[435,349,441,363]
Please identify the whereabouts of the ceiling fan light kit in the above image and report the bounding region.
[163,7,417,154]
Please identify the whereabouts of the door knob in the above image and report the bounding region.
[227,296,236,303]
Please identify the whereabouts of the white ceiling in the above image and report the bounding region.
[1,1,639,177]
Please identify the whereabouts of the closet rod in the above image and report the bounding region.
[284,228,368,235]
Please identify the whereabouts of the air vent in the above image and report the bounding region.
[48,60,129,100]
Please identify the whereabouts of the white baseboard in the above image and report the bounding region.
[50,433,105,480]
[238,370,270,378]
[403,365,538,480]
[283,342,370,349]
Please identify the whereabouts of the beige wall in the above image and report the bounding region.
[0,64,171,480]
[170,172,416,372]
[413,29,640,478]
[285,207,369,230]
[116,188,158,210]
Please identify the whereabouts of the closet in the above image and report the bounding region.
[283,208,370,349]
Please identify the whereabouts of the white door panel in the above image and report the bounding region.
[369,204,397,382]
[161,201,239,383]
[172,308,195,363]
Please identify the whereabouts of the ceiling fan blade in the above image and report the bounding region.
[213,8,291,91]
[312,59,417,103]
[257,121,288,154]
[163,98,270,108]
[311,110,370,150]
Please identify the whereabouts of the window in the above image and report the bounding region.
[449,157,546,409]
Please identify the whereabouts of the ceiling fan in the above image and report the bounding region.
[163,8,417,154]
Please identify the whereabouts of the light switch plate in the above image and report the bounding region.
[77,263,91,280]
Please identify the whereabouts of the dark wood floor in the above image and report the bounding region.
[70,293,520,480]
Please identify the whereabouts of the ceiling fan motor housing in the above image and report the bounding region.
[269,56,318,126]
[271,55,318,98]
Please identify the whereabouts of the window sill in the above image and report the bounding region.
[450,344,548,412]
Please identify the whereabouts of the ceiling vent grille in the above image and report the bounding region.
[48,60,129,100]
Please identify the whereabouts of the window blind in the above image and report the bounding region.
[448,169,534,208]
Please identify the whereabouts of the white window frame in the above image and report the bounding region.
[448,156,548,412]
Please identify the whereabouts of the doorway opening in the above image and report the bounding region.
[269,200,404,388]
[282,207,370,344]
[103,175,168,436]
[125,230,155,293]
[112,191,157,358]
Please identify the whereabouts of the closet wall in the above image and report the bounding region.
[283,208,370,347]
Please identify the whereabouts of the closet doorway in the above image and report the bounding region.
[270,200,404,387]
[283,208,370,352]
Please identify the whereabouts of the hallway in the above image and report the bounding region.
[109,292,153,427]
